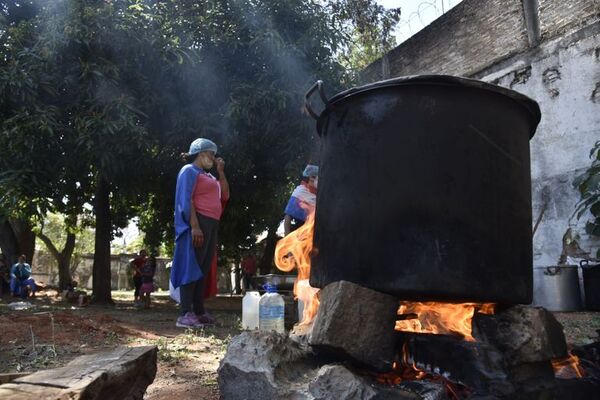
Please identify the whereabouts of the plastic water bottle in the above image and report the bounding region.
[259,284,285,333]
[242,291,260,330]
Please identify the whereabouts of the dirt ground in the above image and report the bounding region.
[1,290,599,399]
[0,289,242,400]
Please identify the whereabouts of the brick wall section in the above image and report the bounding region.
[362,0,529,82]
[539,0,600,41]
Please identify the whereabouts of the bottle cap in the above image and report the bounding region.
[263,283,277,293]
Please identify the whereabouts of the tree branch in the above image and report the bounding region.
[37,231,61,261]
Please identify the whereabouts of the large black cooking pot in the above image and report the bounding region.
[305,75,541,304]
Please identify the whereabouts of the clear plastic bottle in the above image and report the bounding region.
[242,291,260,330]
[259,284,285,333]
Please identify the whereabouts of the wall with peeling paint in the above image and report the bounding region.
[474,24,600,267]
[363,0,600,271]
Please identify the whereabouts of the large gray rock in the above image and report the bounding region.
[473,305,568,365]
[218,331,448,400]
[309,364,378,400]
[507,361,555,394]
[309,364,450,400]
[309,280,400,372]
[289,321,313,350]
[218,330,318,400]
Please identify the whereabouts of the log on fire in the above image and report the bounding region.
[405,333,514,397]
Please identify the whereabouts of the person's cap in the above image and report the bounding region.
[189,138,218,155]
[302,164,319,177]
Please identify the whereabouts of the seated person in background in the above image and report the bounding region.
[283,164,319,236]
[140,256,156,309]
[10,255,36,298]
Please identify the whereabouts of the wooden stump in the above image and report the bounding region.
[0,346,157,400]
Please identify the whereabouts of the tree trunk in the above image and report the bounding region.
[60,232,76,288]
[9,218,36,263]
[259,221,280,275]
[38,230,77,290]
[91,177,114,305]
[0,219,18,264]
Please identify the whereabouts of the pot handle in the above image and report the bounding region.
[580,259,589,268]
[544,266,561,276]
[304,80,330,120]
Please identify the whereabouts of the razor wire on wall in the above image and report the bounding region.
[393,0,463,43]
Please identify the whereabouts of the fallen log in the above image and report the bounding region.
[0,373,30,385]
[0,346,157,400]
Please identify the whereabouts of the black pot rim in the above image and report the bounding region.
[316,74,542,138]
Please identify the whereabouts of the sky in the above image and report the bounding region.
[377,0,463,44]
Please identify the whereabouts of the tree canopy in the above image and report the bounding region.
[0,0,400,302]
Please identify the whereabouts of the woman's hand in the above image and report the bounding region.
[192,227,204,247]
[216,157,225,173]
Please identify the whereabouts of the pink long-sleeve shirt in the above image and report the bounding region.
[192,173,224,220]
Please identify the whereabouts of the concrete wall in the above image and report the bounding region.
[31,252,237,294]
[474,24,600,265]
[364,0,599,81]
[31,252,171,291]
[363,0,600,266]
[539,0,600,40]
[362,0,530,81]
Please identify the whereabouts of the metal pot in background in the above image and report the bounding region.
[532,266,581,311]
[580,260,600,311]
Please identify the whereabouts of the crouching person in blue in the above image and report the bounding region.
[10,255,36,298]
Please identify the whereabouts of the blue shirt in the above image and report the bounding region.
[11,263,32,281]
[284,183,316,222]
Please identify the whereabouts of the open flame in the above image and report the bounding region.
[273,207,592,396]
[274,211,319,325]
[552,351,586,379]
[271,196,590,399]
[274,208,496,339]
[396,302,495,341]
[390,302,495,398]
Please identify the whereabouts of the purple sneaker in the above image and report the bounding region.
[196,312,216,325]
[176,312,203,328]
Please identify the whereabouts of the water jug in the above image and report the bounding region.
[259,284,285,333]
[242,291,260,330]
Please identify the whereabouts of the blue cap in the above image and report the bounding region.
[263,283,278,293]
[189,138,217,155]
[302,164,319,177]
